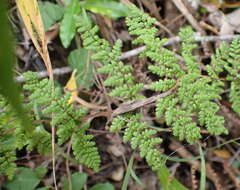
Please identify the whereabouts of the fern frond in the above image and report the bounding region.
[23,72,100,171]
[110,114,164,171]
[77,16,143,100]
[77,12,164,170]
[230,80,240,115]
[0,148,16,179]
[179,26,200,74]
[0,96,22,178]
[72,125,100,171]
[126,6,184,81]
[207,38,240,115]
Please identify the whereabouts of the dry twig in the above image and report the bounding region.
[16,34,240,83]
[191,165,198,190]
[112,85,178,117]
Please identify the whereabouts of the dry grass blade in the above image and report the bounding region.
[16,0,53,80]
[16,1,56,189]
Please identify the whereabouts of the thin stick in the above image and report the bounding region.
[66,137,73,190]
[119,34,240,60]
[16,34,240,83]
[112,89,174,116]
[16,67,72,83]
[78,86,178,120]
[171,0,211,54]
[51,87,58,190]
[172,0,205,34]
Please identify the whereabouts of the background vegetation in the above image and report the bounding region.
[0,0,240,190]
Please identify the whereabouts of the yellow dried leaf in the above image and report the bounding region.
[213,149,231,159]
[64,70,78,104]
[16,0,53,79]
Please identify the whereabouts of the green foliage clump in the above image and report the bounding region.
[23,72,100,172]
[72,125,100,170]
[0,95,50,179]
[125,6,228,143]
[98,40,143,100]
[110,113,165,171]
[0,148,16,180]
[126,7,184,83]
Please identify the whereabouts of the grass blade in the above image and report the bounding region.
[121,155,134,190]
[199,144,206,190]
[158,164,189,190]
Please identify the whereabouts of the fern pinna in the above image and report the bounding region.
[125,6,228,144]
[0,95,19,179]
[23,72,101,172]
[207,38,240,115]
